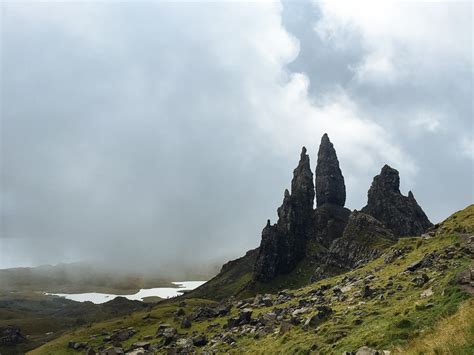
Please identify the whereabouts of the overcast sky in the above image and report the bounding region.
[1,0,472,271]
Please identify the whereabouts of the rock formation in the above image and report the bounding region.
[200,134,433,292]
[315,134,346,207]
[312,211,395,281]
[361,165,433,236]
[253,147,314,282]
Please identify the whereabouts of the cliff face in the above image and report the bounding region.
[361,165,433,236]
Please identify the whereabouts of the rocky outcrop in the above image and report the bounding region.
[315,134,346,207]
[312,212,396,281]
[311,204,351,248]
[361,165,432,236]
[253,148,314,282]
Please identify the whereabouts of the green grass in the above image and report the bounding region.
[437,204,474,234]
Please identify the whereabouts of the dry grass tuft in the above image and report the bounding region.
[394,297,474,354]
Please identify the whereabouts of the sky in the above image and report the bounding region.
[0,0,472,272]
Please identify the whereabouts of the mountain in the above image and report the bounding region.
[30,205,474,354]
[188,134,432,300]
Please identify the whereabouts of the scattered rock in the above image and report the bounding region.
[192,335,207,347]
[420,287,433,298]
[180,317,192,329]
[412,273,429,287]
[304,306,333,327]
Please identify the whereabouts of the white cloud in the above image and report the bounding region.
[314,0,472,85]
[410,111,442,133]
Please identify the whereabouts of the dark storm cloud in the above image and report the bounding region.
[1,1,472,270]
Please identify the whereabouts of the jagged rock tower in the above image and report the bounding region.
[361,165,433,236]
[315,133,346,207]
[253,147,314,282]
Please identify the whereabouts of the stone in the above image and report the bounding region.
[113,330,133,342]
[192,335,208,347]
[315,133,346,207]
[356,346,385,355]
[131,342,150,350]
[304,306,333,327]
[361,165,432,236]
[361,285,374,298]
[412,273,429,287]
[162,327,177,339]
[239,308,253,324]
[180,317,192,329]
[73,342,88,350]
[176,338,194,348]
[100,347,124,355]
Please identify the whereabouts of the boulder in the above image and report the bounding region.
[180,317,192,329]
[192,335,208,347]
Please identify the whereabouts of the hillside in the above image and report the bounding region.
[28,205,473,354]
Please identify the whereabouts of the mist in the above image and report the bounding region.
[1,1,472,273]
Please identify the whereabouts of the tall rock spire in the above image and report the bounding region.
[253,147,314,282]
[315,134,346,207]
[291,147,315,213]
[361,165,433,236]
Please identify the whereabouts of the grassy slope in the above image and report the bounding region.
[29,205,474,354]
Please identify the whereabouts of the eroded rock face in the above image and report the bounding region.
[254,147,314,282]
[315,134,346,207]
[311,204,351,248]
[361,165,432,236]
[314,212,395,280]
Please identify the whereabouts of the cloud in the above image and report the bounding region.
[315,0,472,86]
[1,0,472,270]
